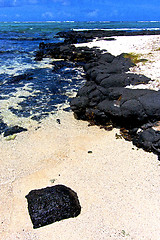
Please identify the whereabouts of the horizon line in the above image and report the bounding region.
[0,20,160,23]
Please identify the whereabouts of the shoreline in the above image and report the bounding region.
[1,31,160,239]
[1,110,160,239]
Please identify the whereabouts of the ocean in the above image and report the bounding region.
[0,21,160,133]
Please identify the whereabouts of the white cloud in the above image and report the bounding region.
[15,13,21,17]
[0,13,7,17]
[42,11,54,19]
[51,0,70,6]
[87,9,99,18]
[109,9,119,18]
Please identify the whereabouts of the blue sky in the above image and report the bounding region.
[0,0,160,22]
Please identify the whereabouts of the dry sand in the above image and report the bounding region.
[1,35,160,240]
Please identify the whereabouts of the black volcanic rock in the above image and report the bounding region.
[70,49,157,129]
[35,42,102,62]
[26,185,81,229]
[67,38,160,157]
[56,29,160,44]
[133,128,160,154]
[0,119,7,135]
[4,125,27,137]
[52,60,75,72]
[35,29,160,157]
[138,91,160,118]
[71,81,160,129]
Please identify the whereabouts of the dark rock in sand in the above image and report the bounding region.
[0,119,8,135]
[4,125,27,137]
[133,128,160,154]
[56,118,61,124]
[25,185,81,229]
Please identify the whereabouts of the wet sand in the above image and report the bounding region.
[1,35,160,240]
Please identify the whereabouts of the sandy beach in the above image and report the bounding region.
[1,35,160,240]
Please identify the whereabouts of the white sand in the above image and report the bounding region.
[1,35,160,240]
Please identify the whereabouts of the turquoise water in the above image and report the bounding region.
[1,21,160,33]
[1,21,160,77]
[0,21,160,132]
[1,21,160,75]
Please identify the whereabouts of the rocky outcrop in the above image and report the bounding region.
[70,52,155,127]
[35,41,102,61]
[69,46,160,158]
[35,30,160,158]
[56,29,160,44]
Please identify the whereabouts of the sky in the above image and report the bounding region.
[0,0,160,22]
